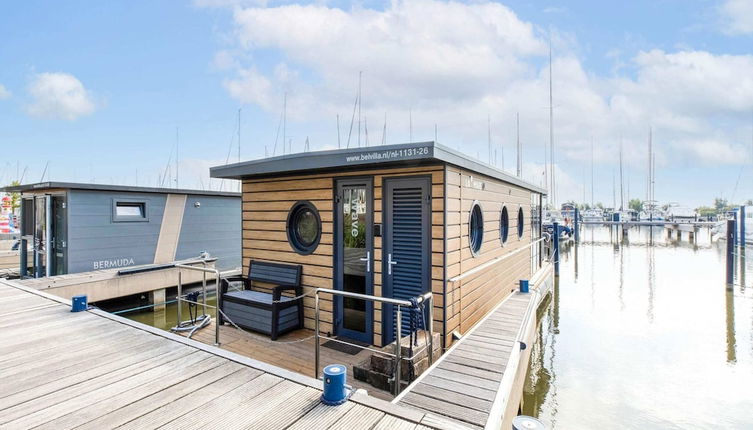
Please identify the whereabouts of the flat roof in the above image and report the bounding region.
[2,181,241,197]
[210,141,547,194]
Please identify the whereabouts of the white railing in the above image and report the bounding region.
[448,236,548,284]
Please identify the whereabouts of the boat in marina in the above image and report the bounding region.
[581,208,604,222]
[712,205,753,244]
[666,204,697,223]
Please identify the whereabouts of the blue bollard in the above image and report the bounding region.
[553,222,560,277]
[519,279,529,293]
[321,364,349,405]
[71,295,88,312]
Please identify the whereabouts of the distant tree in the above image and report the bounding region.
[628,198,643,212]
[714,197,729,212]
[596,202,604,210]
[697,206,716,217]
[746,199,753,206]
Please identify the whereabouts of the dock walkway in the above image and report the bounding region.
[0,280,453,429]
[395,270,552,430]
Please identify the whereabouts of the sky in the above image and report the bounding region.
[0,0,752,208]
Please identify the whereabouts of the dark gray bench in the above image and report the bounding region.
[218,260,303,340]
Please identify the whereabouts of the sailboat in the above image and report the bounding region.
[634,128,663,223]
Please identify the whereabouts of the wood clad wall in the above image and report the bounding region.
[444,165,535,347]
[241,165,444,346]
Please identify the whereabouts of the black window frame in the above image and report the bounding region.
[469,201,484,257]
[112,199,148,222]
[517,206,525,239]
[287,200,322,255]
[500,205,510,245]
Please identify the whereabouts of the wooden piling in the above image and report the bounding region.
[740,206,746,248]
[726,219,735,286]
[553,222,560,277]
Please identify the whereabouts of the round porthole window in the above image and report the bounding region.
[517,206,525,239]
[287,201,321,255]
[469,202,483,256]
[500,206,509,244]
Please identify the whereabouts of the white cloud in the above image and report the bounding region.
[720,0,753,35]
[25,72,97,120]
[210,0,753,204]
[0,84,11,100]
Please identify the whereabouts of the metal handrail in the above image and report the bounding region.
[175,261,222,346]
[448,236,548,284]
[314,288,433,397]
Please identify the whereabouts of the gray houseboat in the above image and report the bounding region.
[2,182,241,278]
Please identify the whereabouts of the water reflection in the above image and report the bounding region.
[523,225,753,429]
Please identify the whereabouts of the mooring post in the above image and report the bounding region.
[740,206,746,248]
[574,208,580,243]
[726,219,735,286]
[553,221,560,277]
[733,211,739,246]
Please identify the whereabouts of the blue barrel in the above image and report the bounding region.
[321,364,348,405]
[519,279,529,293]
[71,295,88,312]
[512,415,546,430]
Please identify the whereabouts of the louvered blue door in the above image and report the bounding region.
[382,176,431,346]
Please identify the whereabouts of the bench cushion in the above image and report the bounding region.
[223,290,297,306]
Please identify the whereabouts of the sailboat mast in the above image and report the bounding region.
[619,135,624,211]
[591,137,594,208]
[516,112,522,177]
[358,71,362,148]
[649,127,654,204]
[549,38,556,207]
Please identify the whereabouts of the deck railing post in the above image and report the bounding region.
[394,305,402,397]
[177,270,182,326]
[427,294,434,367]
[214,269,221,346]
[201,261,207,317]
[727,219,735,286]
[314,291,320,379]
[553,222,560,277]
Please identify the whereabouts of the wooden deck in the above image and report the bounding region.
[0,279,464,430]
[187,321,392,400]
[395,269,552,429]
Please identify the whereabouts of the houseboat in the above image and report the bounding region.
[210,141,550,351]
[1,182,241,278]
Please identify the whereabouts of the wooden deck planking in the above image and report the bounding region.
[75,363,248,430]
[187,318,393,399]
[0,280,440,430]
[396,291,535,429]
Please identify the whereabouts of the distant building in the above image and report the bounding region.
[1,182,241,277]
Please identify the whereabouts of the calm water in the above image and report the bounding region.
[108,291,218,331]
[523,226,753,429]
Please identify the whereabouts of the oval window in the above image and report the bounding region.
[287,201,321,255]
[469,202,483,256]
[517,206,524,238]
[500,206,509,244]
